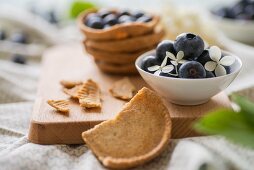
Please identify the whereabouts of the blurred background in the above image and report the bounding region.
[0,0,253,63]
[0,1,254,170]
[0,0,254,102]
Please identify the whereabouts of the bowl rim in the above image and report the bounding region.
[135,49,242,81]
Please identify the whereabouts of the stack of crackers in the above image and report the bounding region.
[78,9,165,74]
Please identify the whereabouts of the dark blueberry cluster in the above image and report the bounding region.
[212,0,254,20]
[0,29,6,40]
[84,9,153,29]
[11,54,27,64]
[140,33,236,79]
[0,29,29,44]
[0,29,28,65]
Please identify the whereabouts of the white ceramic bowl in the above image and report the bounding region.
[211,14,254,44]
[135,50,242,105]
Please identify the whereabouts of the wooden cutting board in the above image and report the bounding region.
[28,43,231,145]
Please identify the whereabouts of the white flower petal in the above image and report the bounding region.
[219,56,235,66]
[215,65,227,76]
[162,65,174,73]
[154,70,161,76]
[178,59,187,64]
[205,61,217,71]
[148,65,160,72]
[176,51,184,61]
[166,51,176,60]
[171,60,178,65]
[209,46,221,62]
[161,56,168,67]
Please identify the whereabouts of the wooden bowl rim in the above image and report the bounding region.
[77,8,160,34]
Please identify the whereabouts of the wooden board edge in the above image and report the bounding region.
[171,117,202,139]
[28,120,103,145]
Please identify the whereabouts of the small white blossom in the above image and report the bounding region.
[166,51,187,66]
[148,56,174,76]
[204,46,235,77]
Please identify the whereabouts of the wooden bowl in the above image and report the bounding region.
[84,27,164,53]
[85,45,156,65]
[95,61,138,75]
[78,9,160,41]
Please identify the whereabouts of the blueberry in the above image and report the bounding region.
[238,0,251,7]
[103,14,118,26]
[225,8,236,18]
[156,40,176,61]
[118,10,130,17]
[244,5,254,18]
[173,33,204,60]
[231,3,245,17]
[98,9,112,18]
[103,24,111,29]
[213,7,235,18]
[197,49,220,77]
[179,61,206,79]
[86,13,100,20]
[11,54,27,64]
[236,13,252,20]
[224,66,232,74]
[118,15,135,23]
[0,29,6,40]
[132,11,144,18]
[136,15,152,23]
[85,13,103,29]
[222,7,236,18]
[10,32,28,44]
[141,55,160,73]
[86,16,104,29]
[48,11,58,24]
[196,49,211,65]
[206,71,215,78]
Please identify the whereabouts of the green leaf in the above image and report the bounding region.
[193,108,254,148]
[69,0,96,19]
[230,94,254,125]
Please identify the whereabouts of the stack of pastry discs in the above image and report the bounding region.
[78,9,165,74]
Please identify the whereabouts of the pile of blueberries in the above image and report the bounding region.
[141,33,235,79]
[85,9,153,29]
[213,0,254,20]
[0,29,29,64]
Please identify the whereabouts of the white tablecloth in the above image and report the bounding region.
[0,41,254,170]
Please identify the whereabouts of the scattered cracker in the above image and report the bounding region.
[109,77,136,100]
[47,100,69,113]
[60,80,82,89]
[63,85,82,99]
[82,87,171,169]
[77,79,101,108]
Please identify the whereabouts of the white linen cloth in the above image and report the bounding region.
[0,41,254,170]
